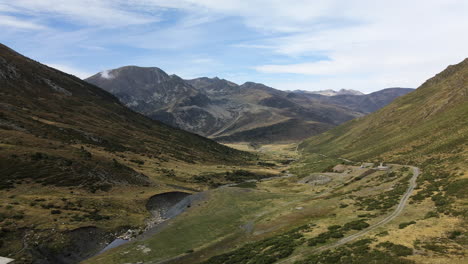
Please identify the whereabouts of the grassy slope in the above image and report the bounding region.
[0,43,255,262]
[299,58,468,167]
[0,42,255,189]
[293,58,468,263]
[214,119,334,144]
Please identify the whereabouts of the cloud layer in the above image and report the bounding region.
[1,0,467,92]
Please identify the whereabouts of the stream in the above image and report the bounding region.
[97,191,206,255]
[96,173,295,256]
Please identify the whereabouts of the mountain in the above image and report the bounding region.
[0,47,250,188]
[83,59,467,264]
[294,87,415,113]
[294,88,365,96]
[298,61,467,164]
[87,68,363,143]
[293,58,468,264]
[0,44,253,263]
[87,68,411,144]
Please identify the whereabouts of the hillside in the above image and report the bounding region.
[0,44,254,263]
[89,68,399,143]
[290,58,468,263]
[298,59,467,166]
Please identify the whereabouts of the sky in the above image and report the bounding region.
[1,0,467,93]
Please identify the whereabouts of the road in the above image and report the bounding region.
[277,165,420,263]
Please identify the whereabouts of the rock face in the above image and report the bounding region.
[146,192,191,219]
[86,67,413,143]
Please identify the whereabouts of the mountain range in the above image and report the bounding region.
[86,58,467,264]
[86,67,413,143]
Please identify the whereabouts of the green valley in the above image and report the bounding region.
[1,5,467,263]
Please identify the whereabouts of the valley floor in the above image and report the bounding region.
[1,143,465,264]
[84,144,467,264]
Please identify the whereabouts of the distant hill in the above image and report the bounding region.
[86,68,412,143]
[293,88,415,113]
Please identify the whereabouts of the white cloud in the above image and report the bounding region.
[2,0,159,27]
[249,0,468,90]
[100,70,115,79]
[128,0,468,90]
[2,0,468,92]
[0,15,46,30]
[45,63,93,79]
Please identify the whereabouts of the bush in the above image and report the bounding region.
[448,230,462,239]
[377,241,413,256]
[298,239,415,264]
[130,159,145,165]
[329,231,344,238]
[424,211,439,219]
[445,179,468,198]
[327,225,342,231]
[398,221,416,229]
[12,214,24,219]
[344,219,370,230]
[203,224,312,264]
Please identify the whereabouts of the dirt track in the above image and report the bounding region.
[277,165,420,263]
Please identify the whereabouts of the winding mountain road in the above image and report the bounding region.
[278,165,420,263]
[314,166,419,251]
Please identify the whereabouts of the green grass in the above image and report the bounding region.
[85,188,286,263]
[298,58,468,168]
[289,153,342,177]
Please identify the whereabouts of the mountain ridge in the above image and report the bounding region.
[86,67,413,143]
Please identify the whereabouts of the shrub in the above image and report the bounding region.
[130,159,144,165]
[445,179,468,198]
[424,211,438,219]
[12,214,24,219]
[203,224,312,263]
[377,241,413,256]
[398,221,416,229]
[327,225,341,231]
[344,219,370,230]
[448,230,462,239]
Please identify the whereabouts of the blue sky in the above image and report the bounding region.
[1,0,467,93]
